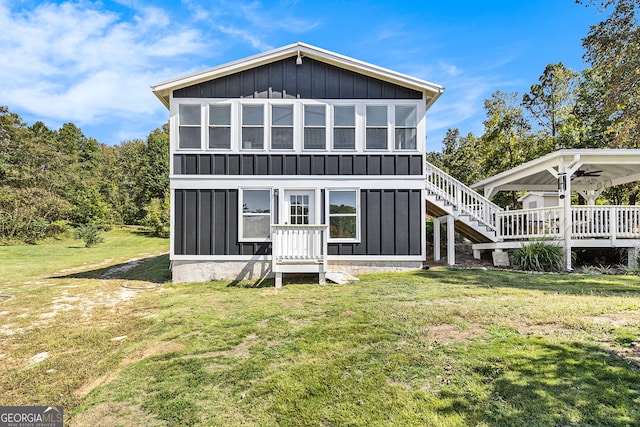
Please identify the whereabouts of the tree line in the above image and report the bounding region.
[0,106,169,243]
[427,0,639,207]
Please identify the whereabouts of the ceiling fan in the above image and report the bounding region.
[573,169,603,178]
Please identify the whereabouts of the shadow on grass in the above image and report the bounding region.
[439,336,640,425]
[412,268,640,295]
[227,273,323,288]
[53,254,170,284]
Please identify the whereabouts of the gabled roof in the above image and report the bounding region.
[151,42,445,109]
[471,149,640,199]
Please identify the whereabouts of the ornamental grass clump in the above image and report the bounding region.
[510,241,564,272]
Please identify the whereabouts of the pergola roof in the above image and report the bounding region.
[471,149,640,199]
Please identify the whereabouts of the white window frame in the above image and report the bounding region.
[270,104,295,151]
[326,188,361,243]
[394,105,418,151]
[238,188,273,242]
[172,99,423,154]
[364,105,390,151]
[303,103,328,151]
[177,103,203,150]
[208,103,232,150]
[332,104,357,151]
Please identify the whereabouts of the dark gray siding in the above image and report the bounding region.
[174,154,423,176]
[175,188,422,257]
[174,189,270,256]
[328,189,422,256]
[174,57,422,100]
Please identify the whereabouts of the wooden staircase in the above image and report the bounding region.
[425,162,501,244]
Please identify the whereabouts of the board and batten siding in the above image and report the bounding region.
[173,57,422,100]
[173,154,423,176]
[173,189,422,257]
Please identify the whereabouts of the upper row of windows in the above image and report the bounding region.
[176,101,420,152]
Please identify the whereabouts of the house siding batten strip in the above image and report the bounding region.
[173,154,423,176]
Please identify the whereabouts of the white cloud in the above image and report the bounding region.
[0,1,206,139]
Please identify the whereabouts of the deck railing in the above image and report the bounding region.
[498,207,562,240]
[271,225,328,267]
[425,162,502,231]
[497,205,640,240]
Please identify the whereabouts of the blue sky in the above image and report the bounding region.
[0,0,606,151]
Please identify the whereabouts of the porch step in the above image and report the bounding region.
[325,271,359,285]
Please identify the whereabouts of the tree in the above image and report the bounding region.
[522,62,580,148]
[436,128,483,185]
[580,0,640,147]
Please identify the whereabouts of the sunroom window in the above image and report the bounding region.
[178,104,201,149]
[395,105,417,150]
[271,105,294,150]
[304,105,326,150]
[240,189,271,240]
[242,105,264,150]
[365,105,388,150]
[333,105,355,150]
[209,104,231,149]
[327,189,359,241]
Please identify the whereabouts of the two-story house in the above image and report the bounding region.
[151,42,444,285]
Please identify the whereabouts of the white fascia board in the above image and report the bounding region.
[151,42,445,110]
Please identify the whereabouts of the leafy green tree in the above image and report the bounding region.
[142,192,170,238]
[580,0,640,147]
[522,62,580,148]
[74,224,104,248]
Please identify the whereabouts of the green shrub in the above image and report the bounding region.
[74,224,104,248]
[510,241,564,272]
[142,195,169,238]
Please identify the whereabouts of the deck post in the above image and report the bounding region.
[628,247,639,268]
[447,214,455,265]
[275,272,283,288]
[560,170,573,271]
[433,217,441,261]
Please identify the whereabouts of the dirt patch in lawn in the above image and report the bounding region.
[589,310,640,327]
[70,402,163,427]
[427,323,486,344]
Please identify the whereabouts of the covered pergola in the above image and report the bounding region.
[471,149,640,270]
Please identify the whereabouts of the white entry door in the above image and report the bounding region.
[283,190,315,225]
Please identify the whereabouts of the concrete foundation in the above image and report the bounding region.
[171,259,423,283]
[171,260,272,284]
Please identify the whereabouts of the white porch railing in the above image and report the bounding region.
[497,205,640,240]
[572,205,640,239]
[498,207,562,240]
[271,224,328,267]
[425,162,502,232]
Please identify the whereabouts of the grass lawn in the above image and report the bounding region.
[1,230,639,426]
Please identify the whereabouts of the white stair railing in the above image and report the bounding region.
[425,162,502,232]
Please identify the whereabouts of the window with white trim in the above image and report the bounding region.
[333,105,355,150]
[209,104,231,149]
[240,189,271,241]
[365,105,388,150]
[242,105,264,150]
[178,104,201,149]
[327,189,359,241]
[271,104,294,150]
[304,105,326,150]
[395,105,417,150]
